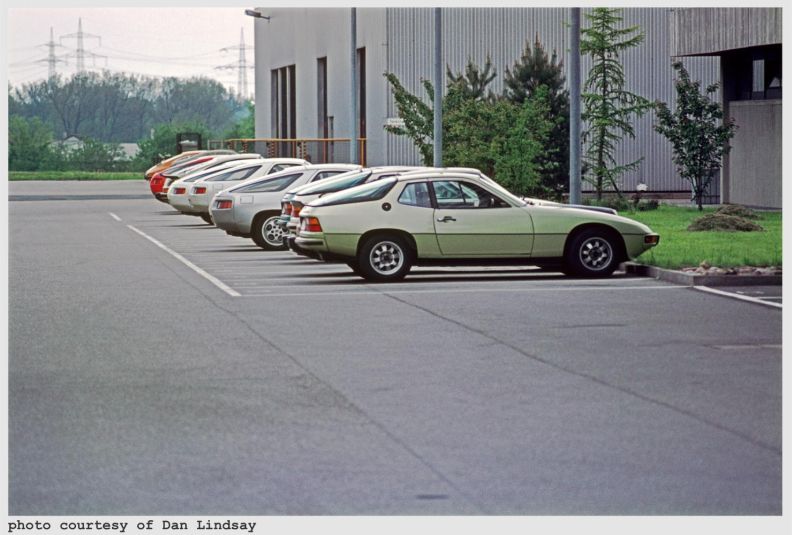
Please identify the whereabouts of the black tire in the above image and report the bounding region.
[564,228,620,277]
[200,213,213,225]
[251,213,288,250]
[356,234,413,282]
[346,261,364,276]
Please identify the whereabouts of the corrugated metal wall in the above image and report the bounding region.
[384,7,721,193]
[671,8,782,56]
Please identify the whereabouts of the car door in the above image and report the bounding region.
[431,179,534,256]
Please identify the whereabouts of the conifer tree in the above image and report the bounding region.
[447,56,497,101]
[503,37,569,197]
[580,8,653,199]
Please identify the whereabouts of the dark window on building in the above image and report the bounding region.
[356,47,366,139]
[272,64,297,153]
[270,69,279,136]
[288,65,297,139]
[317,57,328,138]
[723,44,782,101]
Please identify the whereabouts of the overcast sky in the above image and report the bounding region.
[7,6,255,95]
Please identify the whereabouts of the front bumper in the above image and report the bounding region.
[623,233,661,259]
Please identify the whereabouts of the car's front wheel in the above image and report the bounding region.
[564,228,620,277]
[252,213,287,250]
[200,213,213,225]
[357,234,412,282]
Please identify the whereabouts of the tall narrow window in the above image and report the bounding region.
[356,47,366,140]
[752,59,765,97]
[279,66,288,139]
[317,57,328,138]
[270,69,279,137]
[288,65,297,139]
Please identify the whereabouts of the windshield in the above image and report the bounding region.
[298,170,371,196]
[312,177,397,207]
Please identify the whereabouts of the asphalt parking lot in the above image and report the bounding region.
[8,181,782,515]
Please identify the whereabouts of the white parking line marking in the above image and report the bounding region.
[693,286,782,309]
[237,285,688,298]
[127,225,241,297]
[108,212,122,222]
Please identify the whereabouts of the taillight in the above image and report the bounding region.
[194,186,207,194]
[282,202,292,216]
[301,217,322,233]
[216,199,233,209]
[174,187,186,195]
[292,202,303,217]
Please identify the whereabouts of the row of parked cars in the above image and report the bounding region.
[145,150,660,282]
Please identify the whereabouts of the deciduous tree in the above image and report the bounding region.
[654,61,737,210]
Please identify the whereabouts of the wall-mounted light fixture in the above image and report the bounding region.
[244,9,271,20]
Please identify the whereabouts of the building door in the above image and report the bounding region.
[356,47,366,155]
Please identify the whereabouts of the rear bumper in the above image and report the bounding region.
[211,208,247,235]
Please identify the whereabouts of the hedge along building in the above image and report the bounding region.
[250,7,721,199]
[670,8,782,209]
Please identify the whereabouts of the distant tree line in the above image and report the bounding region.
[8,72,254,172]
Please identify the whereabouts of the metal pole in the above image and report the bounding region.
[433,7,443,168]
[350,8,359,164]
[569,8,582,205]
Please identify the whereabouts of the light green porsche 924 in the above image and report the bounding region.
[295,169,659,282]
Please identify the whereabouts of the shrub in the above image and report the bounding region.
[583,196,632,211]
[687,213,764,232]
[635,199,659,211]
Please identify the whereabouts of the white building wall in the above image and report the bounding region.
[252,8,387,164]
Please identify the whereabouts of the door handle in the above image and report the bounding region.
[436,216,457,222]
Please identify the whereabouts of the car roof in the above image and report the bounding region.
[208,153,263,163]
[286,166,420,196]
[260,157,310,164]
[297,163,362,170]
[396,169,488,182]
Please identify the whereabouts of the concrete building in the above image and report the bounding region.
[250,7,726,198]
[670,8,782,209]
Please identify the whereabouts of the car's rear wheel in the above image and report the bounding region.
[252,213,287,250]
[346,261,364,276]
[357,234,412,282]
[564,228,620,277]
[200,213,213,225]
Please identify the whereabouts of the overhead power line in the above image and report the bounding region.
[38,27,67,78]
[215,27,254,99]
[60,18,106,72]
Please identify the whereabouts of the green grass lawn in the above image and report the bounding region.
[624,205,782,269]
[10,171,143,181]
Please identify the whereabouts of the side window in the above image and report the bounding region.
[432,180,466,208]
[209,166,259,182]
[432,180,508,208]
[269,163,299,174]
[459,181,510,208]
[228,165,261,181]
[234,173,302,193]
[398,182,432,208]
[312,170,344,182]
